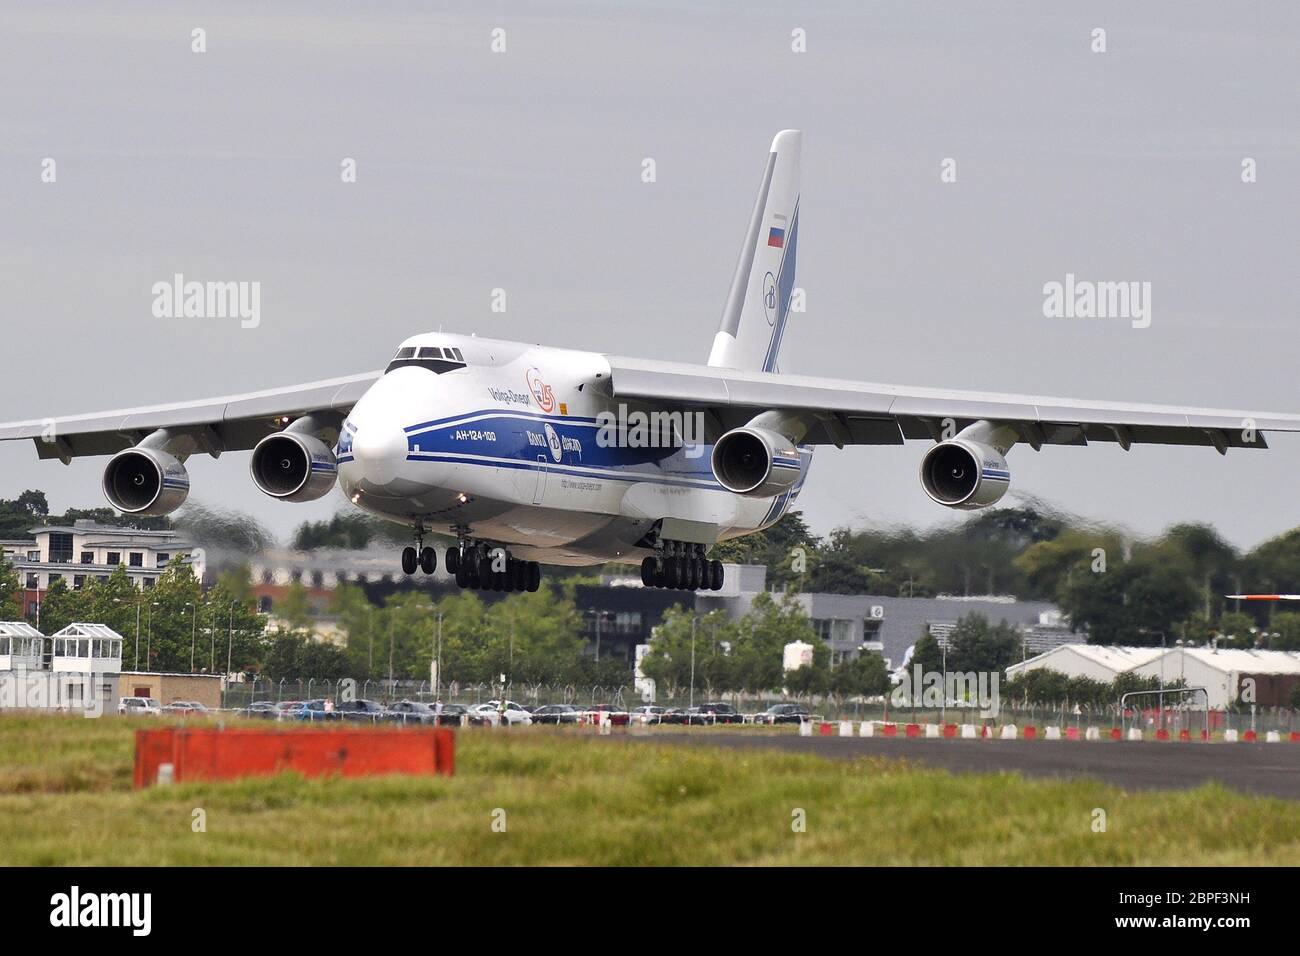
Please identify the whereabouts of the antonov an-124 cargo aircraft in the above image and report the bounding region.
[4,131,1298,594]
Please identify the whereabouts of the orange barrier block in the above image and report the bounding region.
[1109,728,1122,740]
[1023,726,1037,740]
[881,723,897,737]
[1243,730,1258,742]
[818,722,833,736]
[135,726,455,787]
[1155,728,1170,741]
[942,724,958,738]
[1179,729,1191,741]
[1065,727,1080,740]
[904,723,921,738]
[1291,732,1300,743]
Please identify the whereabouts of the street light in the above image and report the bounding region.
[146,601,160,670]
[226,600,238,677]
[184,602,196,673]
[114,597,143,670]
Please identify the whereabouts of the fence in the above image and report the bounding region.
[218,679,1300,734]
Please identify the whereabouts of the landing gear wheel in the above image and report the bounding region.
[455,563,471,588]
[478,557,493,584]
[419,547,437,575]
[401,546,418,575]
[527,562,541,592]
[446,547,460,574]
[652,563,665,588]
[641,556,656,587]
[664,557,680,589]
[684,557,698,590]
[709,559,724,591]
[513,560,527,591]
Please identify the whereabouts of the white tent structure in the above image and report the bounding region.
[1130,647,1300,710]
[1004,644,1165,683]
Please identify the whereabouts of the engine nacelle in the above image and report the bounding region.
[919,439,1010,510]
[711,426,802,498]
[102,447,190,516]
[251,432,338,502]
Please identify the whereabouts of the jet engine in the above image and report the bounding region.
[250,431,338,502]
[919,439,1010,510]
[711,426,802,498]
[102,446,190,516]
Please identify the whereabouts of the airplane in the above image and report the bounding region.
[4,129,1300,596]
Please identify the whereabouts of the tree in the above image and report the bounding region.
[945,613,1021,675]
[0,555,22,621]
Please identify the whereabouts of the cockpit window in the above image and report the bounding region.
[386,345,468,375]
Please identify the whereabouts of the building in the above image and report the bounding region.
[116,671,223,710]
[697,565,1059,668]
[1005,644,1167,684]
[1,520,204,619]
[568,564,1060,668]
[1130,647,1300,710]
[248,545,452,615]
[0,621,124,713]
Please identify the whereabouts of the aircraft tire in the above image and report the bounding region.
[401,546,418,575]
[419,547,437,575]
[640,557,656,587]
[446,547,460,573]
[527,562,541,592]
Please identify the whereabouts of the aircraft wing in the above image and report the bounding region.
[602,355,1300,452]
[0,371,381,462]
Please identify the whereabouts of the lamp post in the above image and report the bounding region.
[226,600,237,677]
[145,601,159,670]
[114,597,143,670]
[185,602,196,673]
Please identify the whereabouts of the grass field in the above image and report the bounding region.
[0,715,1296,866]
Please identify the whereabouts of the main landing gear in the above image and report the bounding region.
[641,543,724,592]
[446,542,541,593]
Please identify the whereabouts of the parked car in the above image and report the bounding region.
[759,703,811,725]
[629,705,670,724]
[386,700,438,725]
[274,700,303,721]
[432,703,480,726]
[335,699,388,722]
[162,700,210,716]
[679,702,743,725]
[281,699,342,721]
[118,696,161,716]
[470,700,533,725]
[531,704,581,724]
[583,704,630,726]
[244,701,280,719]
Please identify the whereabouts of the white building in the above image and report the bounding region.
[1,521,203,617]
[0,621,124,712]
[1005,644,1166,683]
[1130,647,1300,710]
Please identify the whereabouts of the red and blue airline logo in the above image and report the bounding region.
[767,226,785,248]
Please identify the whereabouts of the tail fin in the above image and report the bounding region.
[707,129,801,373]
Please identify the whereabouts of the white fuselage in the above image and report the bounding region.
[336,332,810,566]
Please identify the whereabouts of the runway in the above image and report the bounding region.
[616,733,1300,800]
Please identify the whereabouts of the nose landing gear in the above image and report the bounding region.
[401,527,439,576]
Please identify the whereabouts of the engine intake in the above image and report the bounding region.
[102,447,190,516]
[711,426,801,498]
[251,432,338,502]
[920,439,1010,510]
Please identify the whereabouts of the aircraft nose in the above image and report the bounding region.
[349,418,408,485]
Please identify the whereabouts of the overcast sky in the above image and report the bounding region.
[1,1,1297,550]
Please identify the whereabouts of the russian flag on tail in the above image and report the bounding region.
[767,226,785,248]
